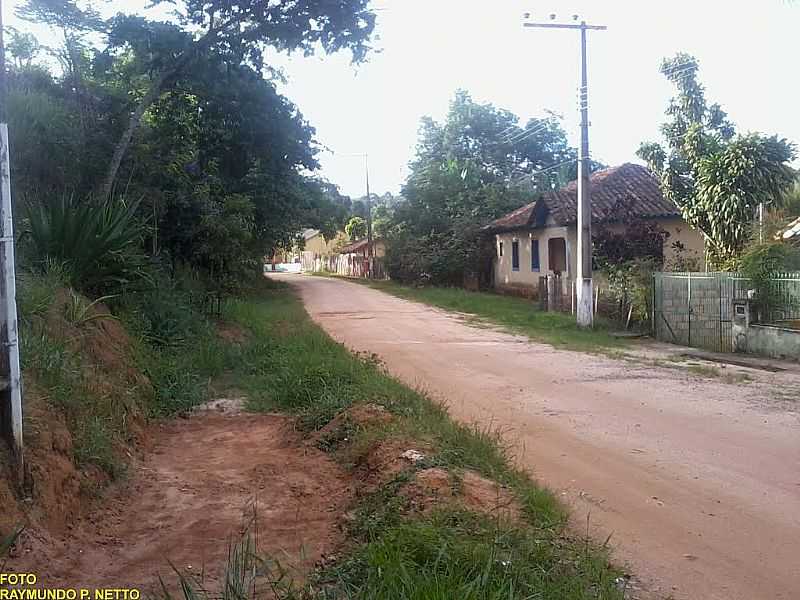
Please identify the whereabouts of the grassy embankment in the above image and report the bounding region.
[194,278,624,599]
[14,274,625,598]
[323,275,628,353]
[16,270,243,479]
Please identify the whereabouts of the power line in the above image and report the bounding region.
[509,157,583,186]
[503,123,549,145]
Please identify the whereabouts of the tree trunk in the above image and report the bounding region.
[99,65,181,200]
[99,22,232,199]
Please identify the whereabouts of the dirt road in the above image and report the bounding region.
[285,274,800,600]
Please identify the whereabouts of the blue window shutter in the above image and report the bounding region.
[512,241,520,271]
[531,239,540,270]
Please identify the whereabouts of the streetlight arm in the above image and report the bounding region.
[524,22,607,30]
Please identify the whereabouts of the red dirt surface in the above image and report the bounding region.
[287,273,800,600]
[6,412,353,593]
[404,467,521,520]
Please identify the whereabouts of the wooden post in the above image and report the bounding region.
[0,123,23,481]
[571,279,575,315]
[546,274,556,312]
[539,276,548,311]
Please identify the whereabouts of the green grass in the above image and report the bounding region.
[215,278,624,599]
[19,273,625,598]
[17,270,241,477]
[328,277,627,353]
[19,316,129,478]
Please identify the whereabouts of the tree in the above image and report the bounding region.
[6,29,41,69]
[638,54,796,267]
[345,216,367,241]
[19,0,377,198]
[387,90,579,285]
[8,9,353,291]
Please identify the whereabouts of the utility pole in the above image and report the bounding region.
[0,0,25,482]
[334,151,374,274]
[364,153,373,261]
[524,14,606,327]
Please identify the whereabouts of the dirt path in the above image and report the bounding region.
[10,408,352,593]
[285,274,800,600]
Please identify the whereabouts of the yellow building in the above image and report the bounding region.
[301,229,337,255]
[484,163,705,295]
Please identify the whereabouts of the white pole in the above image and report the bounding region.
[575,22,594,328]
[524,18,605,328]
[0,123,23,479]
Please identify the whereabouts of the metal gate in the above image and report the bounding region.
[653,272,745,352]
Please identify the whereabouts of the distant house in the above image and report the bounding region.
[339,238,386,258]
[268,229,337,270]
[300,229,337,256]
[483,163,704,294]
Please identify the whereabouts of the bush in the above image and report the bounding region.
[739,241,800,322]
[599,258,658,329]
[116,280,206,348]
[386,225,489,287]
[23,194,147,294]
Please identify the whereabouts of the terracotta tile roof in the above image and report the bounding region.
[485,163,680,232]
[485,201,538,232]
[339,238,369,254]
[340,238,383,254]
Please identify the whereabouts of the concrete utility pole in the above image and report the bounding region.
[0,0,25,481]
[524,14,606,327]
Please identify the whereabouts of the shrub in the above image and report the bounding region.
[599,258,659,329]
[739,240,800,322]
[23,194,147,294]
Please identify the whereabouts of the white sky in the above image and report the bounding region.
[7,0,800,197]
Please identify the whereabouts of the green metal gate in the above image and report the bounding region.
[653,272,744,352]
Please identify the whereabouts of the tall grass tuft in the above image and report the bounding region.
[157,533,297,600]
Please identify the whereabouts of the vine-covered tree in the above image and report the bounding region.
[638,53,796,267]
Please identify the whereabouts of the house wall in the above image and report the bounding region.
[352,240,386,258]
[659,217,705,267]
[493,226,572,292]
[305,234,335,255]
[494,218,705,293]
[602,218,705,267]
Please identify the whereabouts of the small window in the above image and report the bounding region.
[531,239,540,271]
[499,241,504,257]
[512,240,520,271]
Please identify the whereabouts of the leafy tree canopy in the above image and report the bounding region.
[345,216,367,241]
[9,0,369,294]
[18,0,378,198]
[638,53,796,267]
[387,90,581,285]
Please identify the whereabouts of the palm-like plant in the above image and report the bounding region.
[24,195,147,293]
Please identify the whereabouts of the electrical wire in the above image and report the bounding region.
[508,157,582,187]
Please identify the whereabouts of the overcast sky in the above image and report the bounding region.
[7,0,800,197]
